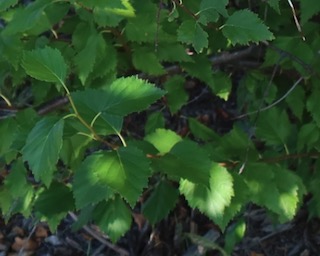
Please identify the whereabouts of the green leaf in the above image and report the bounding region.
[199,0,228,24]
[224,218,246,254]
[242,163,280,213]
[89,43,117,80]
[145,112,165,134]
[221,10,274,45]
[22,46,68,86]
[188,118,220,142]
[93,6,124,27]
[0,118,17,157]
[285,85,305,120]
[93,196,132,243]
[4,159,28,198]
[256,109,291,146]
[0,34,23,69]
[142,180,179,225]
[22,117,64,186]
[300,0,320,24]
[297,123,319,152]
[73,155,114,209]
[243,164,304,222]
[145,129,182,154]
[208,72,232,100]
[125,2,167,43]
[307,89,320,127]
[273,167,304,222]
[60,135,91,169]
[154,140,212,187]
[217,127,257,161]
[177,20,208,53]
[267,0,280,14]
[4,0,50,34]
[0,187,15,218]
[0,0,18,11]
[180,163,234,231]
[163,76,188,114]
[181,55,214,87]
[34,182,74,231]
[132,47,165,75]
[212,174,249,230]
[76,147,151,207]
[157,44,192,62]
[74,28,105,85]
[72,76,165,117]
[3,160,34,217]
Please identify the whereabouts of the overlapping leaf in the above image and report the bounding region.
[163,76,188,114]
[0,0,18,11]
[4,0,49,34]
[199,0,228,24]
[307,88,320,127]
[72,76,165,117]
[21,46,68,86]
[132,47,165,75]
[256,109,291,145]
[93,196,132,243]
[243,163,305,222]
[152,140,212,187]
[177,20,208,53]
[145,129,182,154]
[300,0,320,24]
[74,29,105,85]
[142,180,179,225]
[221,10,274,45]
[34,182,74,231]
[22,117,64,186]
[74,147,151,207]
[73,154,114,209]
[180,163,234,230]
[267,0,280,13]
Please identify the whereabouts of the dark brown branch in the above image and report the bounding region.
[172,0,198,20]
[261,152,320,163]
[36,96,69,115]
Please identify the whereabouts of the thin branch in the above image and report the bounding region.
[68,212,129,256]
[233,76,303,119]
[172,0,198,20]
[261,152,320,163]
[287,0,305,41]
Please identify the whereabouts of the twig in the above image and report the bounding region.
[261,152,320,163]
[287,0,305,41]
[68,212,129,256]
[172,0,198,20]
[262,41,314,76]
[233,76,304,119]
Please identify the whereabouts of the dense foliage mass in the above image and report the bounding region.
[0,0,320,252]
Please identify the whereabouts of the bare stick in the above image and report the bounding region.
[68,212,129,256]
[287,0,305,41]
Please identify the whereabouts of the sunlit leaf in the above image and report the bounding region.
[180,163,234,230]
[145,129,182,154]
[93,196,132,243]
